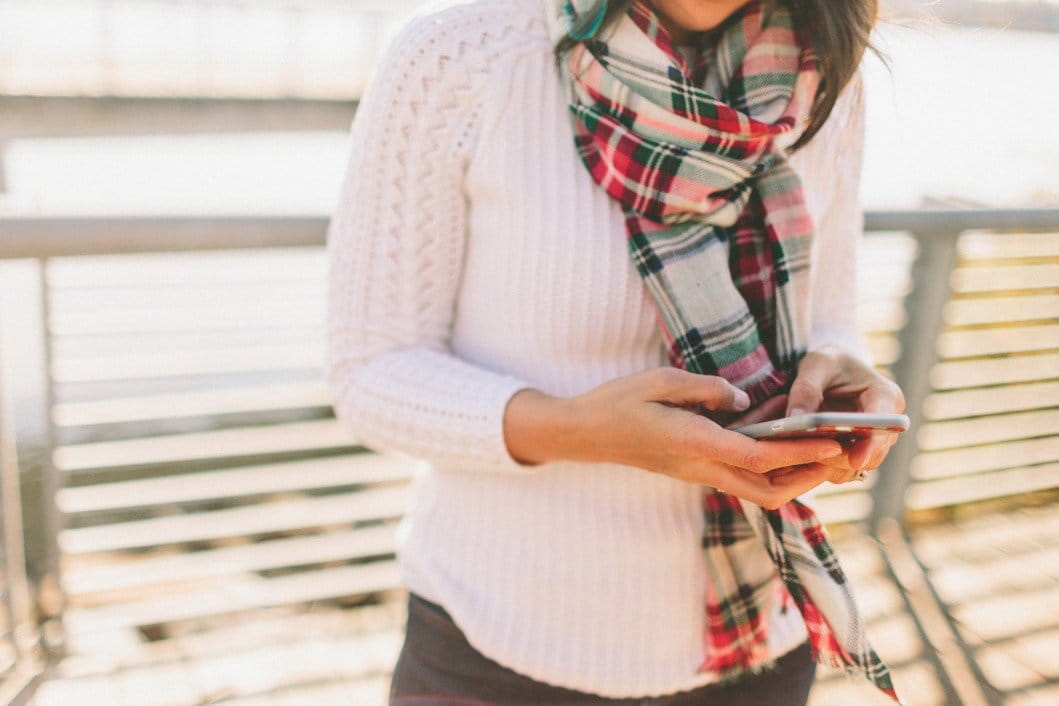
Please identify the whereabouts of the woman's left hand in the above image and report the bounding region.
[784,344,906,484]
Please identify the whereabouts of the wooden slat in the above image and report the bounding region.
[808,492,872,525]
[859,300,907,333]
[51,302,323,335]
[927,545,1059,606]
[57,453,414,514]
[862,232,918,258]
[911,505,1059,566]
[858,269,913,296]
[51,602,404,675]
[924,381,1059,420]
[46,249,324,288]
[53,380,332,429]
[931,353,1059,390]
[56,370,321,407]
[958,232,1059,261]
[865,335,900,366]
[919,409,1059,451]
[63,561,401,634]
[951,264,1059,293]
[949,585,1059,644]
[911,439,1059,481]
[945,294,1059,326]
[907,464,1059,510]
[49,287,324,333]
[50,282,322,307]
[939,324,1059,358]
[52,344,321,383]
[54,419,355,474]
[53,326,322,359]
[62,525,398,595]
[59,485,410,554]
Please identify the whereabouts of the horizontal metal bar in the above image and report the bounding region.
[0,216,326,259]
[864,207,1059,233]
[1,209,1058,260]
[0,95,355,139]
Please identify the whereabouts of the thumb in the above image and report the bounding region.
[785,357,830,417]
[656,369,751,412]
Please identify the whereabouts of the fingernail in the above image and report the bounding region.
[817,445,843,459]
[733,390,751,410]
[789,407,806,417]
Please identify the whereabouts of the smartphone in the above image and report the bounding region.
[733,412,910,441]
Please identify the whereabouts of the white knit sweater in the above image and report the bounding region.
[325,0,870,698]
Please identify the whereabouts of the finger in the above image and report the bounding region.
[846,430,890,470]
[724,394,788,429]
[763,463,830,481]
[786,356,834,417]
[814,448,852,471]
[865,431,900,469]
[711,463,829,510]
[704,426,844,473]
[859,380,905,415]
[653,369,751,412]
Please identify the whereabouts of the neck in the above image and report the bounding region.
[649,3,695,45]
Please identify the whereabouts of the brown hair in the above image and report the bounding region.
[554,0,880,152]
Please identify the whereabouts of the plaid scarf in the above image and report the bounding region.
[547,1,902,702]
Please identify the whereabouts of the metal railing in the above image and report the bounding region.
[0,207,1056,704]
[0,311,42,706]
[864,209,1059,529]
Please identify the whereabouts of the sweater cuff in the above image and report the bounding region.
[329,346,542,475]
[478,376,541,473]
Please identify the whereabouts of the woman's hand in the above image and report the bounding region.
[502,367,844,509]
[784,344,907,484]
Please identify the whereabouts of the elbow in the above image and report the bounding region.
[323,327,372,441]
[323,329,410,459]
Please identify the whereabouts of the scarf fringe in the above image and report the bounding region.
[696,650,783,687]
[814,643,906,705]
[697,640,903,700]
[700,642,903,704]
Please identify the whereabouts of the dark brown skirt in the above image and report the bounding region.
[388,591,816,706]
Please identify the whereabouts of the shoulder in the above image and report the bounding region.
[790,72,865,172]
[819,71,865,154]
[376,0,549,77]
[788,71,865,214]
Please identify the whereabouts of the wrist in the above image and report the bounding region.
[502,388,580,466]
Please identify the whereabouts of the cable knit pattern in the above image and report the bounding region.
[325,0,870,697]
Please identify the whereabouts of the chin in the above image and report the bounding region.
[650,0,750,33]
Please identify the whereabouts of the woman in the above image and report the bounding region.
[325,0,907,704]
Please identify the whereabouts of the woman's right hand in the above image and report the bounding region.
[503,367,843,509]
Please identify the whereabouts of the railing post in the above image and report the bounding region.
[870,229,960,532]
[0,288,44,706]
[0,140,7,193]
[35,261,65,658]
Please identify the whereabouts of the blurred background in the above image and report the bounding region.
[0,1,1057,705]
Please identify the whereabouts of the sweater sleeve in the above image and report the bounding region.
[804,73,875,367]
[324,11,537,474]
